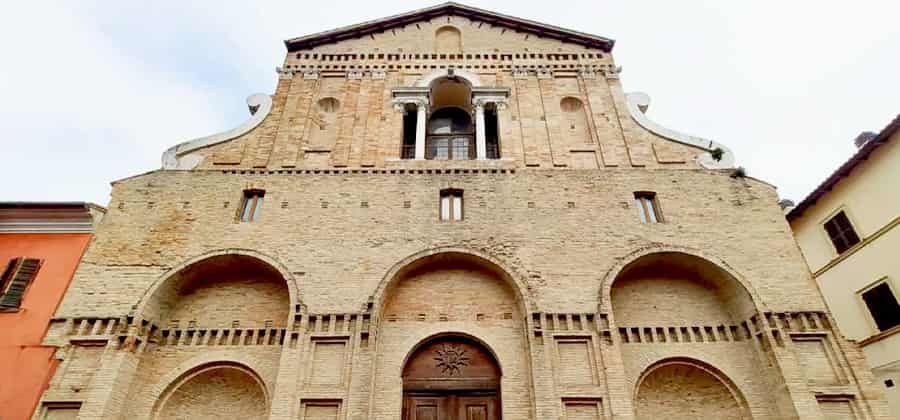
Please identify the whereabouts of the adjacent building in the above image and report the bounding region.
[32,3,892,419]
[788,115,900,419]
[0,202,103,420]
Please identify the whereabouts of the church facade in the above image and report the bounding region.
[33,4,891,419]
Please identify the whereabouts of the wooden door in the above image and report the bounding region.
[402,336,502,419]
[457,395,498,420]
[404,394,499,420]
[406,395,449,420]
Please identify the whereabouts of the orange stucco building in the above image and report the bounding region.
[0,203,102,420]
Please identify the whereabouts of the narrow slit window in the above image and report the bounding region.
[439,189,463,221]
[634,192,662,223]
[0,258,42,310]
[824,211,860,254]
[861,282,900,332]
[240,189,265,223]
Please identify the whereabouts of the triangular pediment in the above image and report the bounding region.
[284,2,614,52]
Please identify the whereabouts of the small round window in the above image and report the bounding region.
[317,97,340,113]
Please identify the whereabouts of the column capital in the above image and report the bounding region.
[472,96,509,110]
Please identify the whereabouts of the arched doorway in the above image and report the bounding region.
[402,335,501,420]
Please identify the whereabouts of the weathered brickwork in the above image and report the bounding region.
[34,4,891,420]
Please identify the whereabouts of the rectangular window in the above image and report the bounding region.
[861,281,900,332]
[240,189,265,223]
[824,211,861,254]
[0,258,42,310]
[634,192,662,223]
[440,189,463,221]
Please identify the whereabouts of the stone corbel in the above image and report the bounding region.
[161,94,273,170]
[603,64,622,80]
[391,87,429,109]
[302,70,320,80]
[347,69,365,79]
[275,66,294,80]
[371,69,387,80]
[472,87,510,107]
[512,67,530,79]
[625,92,735,169]
[577,66,597,79]
[536,67,553,79]
[392,97,428,113]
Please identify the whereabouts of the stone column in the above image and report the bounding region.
[474,102,487,160]
[415,101,427,160]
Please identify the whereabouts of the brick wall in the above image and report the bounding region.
[31,10,893,420]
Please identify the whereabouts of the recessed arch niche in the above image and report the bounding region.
[634,359,750,420]
[559,96,591,145]
[141,254,291,329]
[308,96,341,150]
[610,251,757,326]
[152,363,268,419]
[381,252,524,323]
[435,25,462,54]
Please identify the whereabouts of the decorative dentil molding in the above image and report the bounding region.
[625,92,735,169]
[161,94,273,170]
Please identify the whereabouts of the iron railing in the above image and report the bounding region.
[400,138,500,160]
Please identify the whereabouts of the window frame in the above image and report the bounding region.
[0,257,42,311]
[439,189,464,222]
[857,277,900,335]
[634,191,663,223]
[821,208,862,255]
[239,189,266,223]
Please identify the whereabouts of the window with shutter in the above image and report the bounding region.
[861,281,900,332]
[0,258,42,310]
[823,211,861,254]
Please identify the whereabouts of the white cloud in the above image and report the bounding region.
[0,0,897,204]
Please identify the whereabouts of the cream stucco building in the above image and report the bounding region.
[788,115,900,419]
[29,3,893,419]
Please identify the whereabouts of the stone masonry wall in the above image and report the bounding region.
[31,9,894,419]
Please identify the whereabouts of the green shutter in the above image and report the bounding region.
[0,258,42,309]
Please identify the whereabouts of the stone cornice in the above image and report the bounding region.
[625,92,735,169]
[161,94,272,170]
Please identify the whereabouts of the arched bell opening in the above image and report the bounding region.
[427,77,474,160]
[402,334,501,420]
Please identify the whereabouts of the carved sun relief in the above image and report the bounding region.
[433,344,470,376]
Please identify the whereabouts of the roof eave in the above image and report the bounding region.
[787,114,900,220]
[284,2,614,53]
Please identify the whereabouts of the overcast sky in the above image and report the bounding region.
[1,1,897,205]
